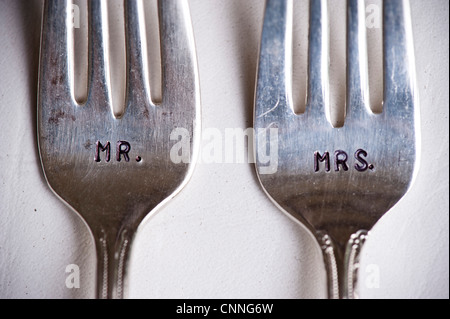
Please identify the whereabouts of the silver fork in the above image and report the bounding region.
[38,0,200,299]
[254,0,419,298]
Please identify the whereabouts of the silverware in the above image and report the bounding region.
[254,0,419,298]
[38,0,200,298]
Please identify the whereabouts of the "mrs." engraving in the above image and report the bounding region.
[314,149,374,172]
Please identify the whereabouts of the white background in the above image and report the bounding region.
[0,0,448,299]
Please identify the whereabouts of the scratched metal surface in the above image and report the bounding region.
[255,0,419,299]
[37,0,200,299]
[0,0,448,298]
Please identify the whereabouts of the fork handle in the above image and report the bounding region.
[94,227,133,299]
[317,230,369,299]
[343,230,369,299]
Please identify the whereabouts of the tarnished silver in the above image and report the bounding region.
[38,0,200,299]
[254,0,419,298]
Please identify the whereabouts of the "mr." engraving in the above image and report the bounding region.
[314,149,374,172]
[94,140,141,163]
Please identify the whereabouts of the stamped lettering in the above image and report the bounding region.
[116,141,131,162]
[354,149,373,171]
[95,141,111,162]
[334,150,349,172]
[314,151,330,172]
[314,149,374,172]
[94,140,141,163]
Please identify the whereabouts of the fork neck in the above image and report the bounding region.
[317,230,369,299]
[93,226,134,299]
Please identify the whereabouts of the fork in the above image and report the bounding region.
[254,0,419,298]
[38,0,200,299]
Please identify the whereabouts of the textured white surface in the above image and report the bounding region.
[0,0,448,299]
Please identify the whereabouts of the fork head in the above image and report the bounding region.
[255,0,419,294]
[38,0,199,297]
[39,0,199,233]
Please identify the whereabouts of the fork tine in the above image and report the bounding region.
[346,0,372,120]
[255,0,293,119]
[87,0,113,114]
[124,0,153,111]
[159,0,199,111]
[383,0,418,118]
[39,0,72,105]
[305,0,330,122]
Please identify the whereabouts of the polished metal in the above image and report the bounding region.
[38,0,200,299]
[254,0,419,298]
